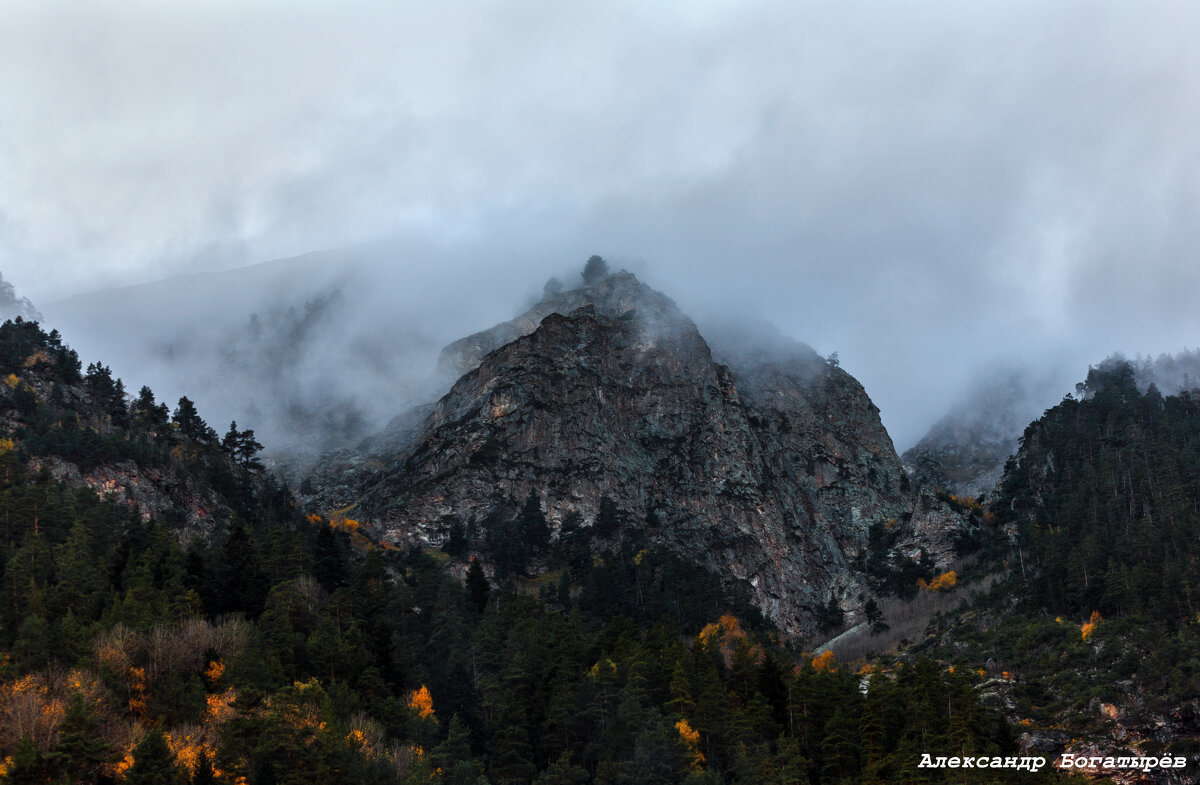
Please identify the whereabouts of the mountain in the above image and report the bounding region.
[7,281,1198,781]
[305,270,973,638]
[0,310,1052,785]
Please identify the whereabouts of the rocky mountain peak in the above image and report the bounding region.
[439,270,691,375]
[308,270,972,638]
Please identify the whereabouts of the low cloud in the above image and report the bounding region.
[7,0,1199,449]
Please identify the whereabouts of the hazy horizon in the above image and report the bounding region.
[6,1,1199,450]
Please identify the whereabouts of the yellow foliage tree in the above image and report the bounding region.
[203,659,225,685]
[1081,610,1102,641]
[812,650,836,673]
[675,719,705,769]
[408,685,436,720]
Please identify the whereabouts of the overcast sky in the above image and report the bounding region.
[3,0,1199,447]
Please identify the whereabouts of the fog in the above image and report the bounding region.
[5,1,1200,452]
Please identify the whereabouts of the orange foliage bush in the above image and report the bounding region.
[917,571,957,592]
[812,650,836,672]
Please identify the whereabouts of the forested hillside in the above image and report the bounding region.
[999,360,1200,621]
[912,361,1200,778]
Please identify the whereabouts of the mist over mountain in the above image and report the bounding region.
[42,247,455,460]
[905,349,1200,499]
[0,272,40,323]
[1129,348,1200,396]
[902,364,1066,498]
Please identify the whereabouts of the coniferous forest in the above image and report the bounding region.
[0,318,1082,783]
[927,362,1200,757]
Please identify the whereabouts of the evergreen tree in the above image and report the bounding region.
[132,385,170,429]
[191,752,216,785]
[489,697,536,785]
[534,752,589,785]
[172,396,215,443]
[313,523,347,592]
[218,519,266,616]
[593,496,622,540]
[124,730,182,785]
[581,255,609,284]
[54,693,115,783]
[221,421,264,470]
[4,734,54,785]
[466,557,491,612]
[520,490,551,556]
[443,518,469,559]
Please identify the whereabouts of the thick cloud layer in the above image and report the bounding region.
[5,1,1199,448]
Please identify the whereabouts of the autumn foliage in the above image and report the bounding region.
[811,650,837,672]
[917,570,957,592]
[675,719,705,768]
[408,685,436,720]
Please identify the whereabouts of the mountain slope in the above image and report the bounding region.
[309,270,970,638]
[905,351,1200,501]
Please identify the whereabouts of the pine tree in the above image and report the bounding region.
[313,523,347,592]
[5,734,54,784]
[520,490,550,555]
[124,730,182,785]
[54,692,115,783]
[581,255,609,284]
[221,421,264,470]
[534,752,589,785]
[466,557,491,612]
[489,697,536,785]
[593,496,622,540]
[443,518,468,559]
[431,715,476,777]
[132,385,170,429]
[172,396,215,443]
[191,752,216,785]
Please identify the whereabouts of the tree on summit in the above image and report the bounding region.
[172,396,216,443]
[222,420,264,470]
[132,385,170,429]
[84,362,127,420]
[581,255,609,284]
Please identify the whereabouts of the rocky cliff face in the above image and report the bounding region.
[310,272,967,638]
